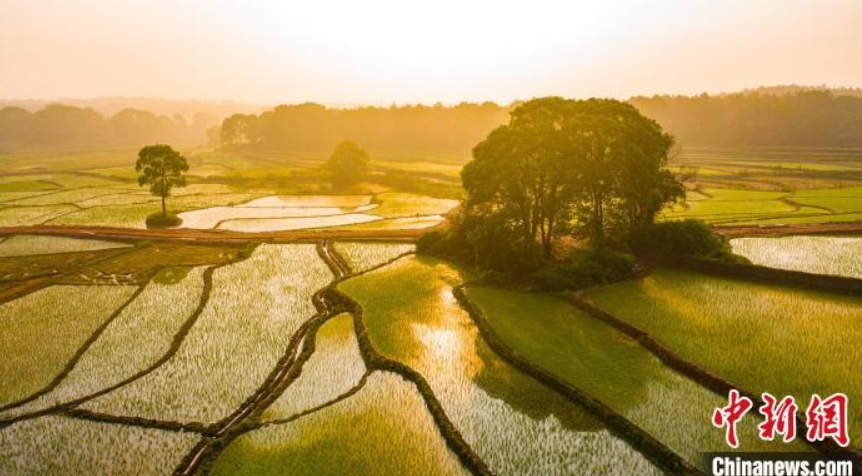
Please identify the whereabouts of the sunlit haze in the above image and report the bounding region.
[1,0,861,105]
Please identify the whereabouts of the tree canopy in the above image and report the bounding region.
[135,144,189,218]
[456,97,683,269]
[326,141,370,190]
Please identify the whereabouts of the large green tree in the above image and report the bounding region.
[135,144,189,217]
[326,141,370,190]
[460,97,683,267]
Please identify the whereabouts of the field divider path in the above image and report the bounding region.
[0,245,140,305]
[0,221,449,244]
[0,256,252,429]
[644,254,862,296]
[568,289,862,467]
[0,272,150,414]
[173,240,350,476]
[453,284,702,476]
[321,244,495,476]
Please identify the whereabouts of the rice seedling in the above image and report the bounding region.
[3,188,132,207]
[75,192,159,207]
[242,195,372,208]
[333,241,415,273]
[731,235,862,278]
[338,256,662,475]
[335,215,445,231]
[0,181,60,193]
[586,267,862,444]
[260,313,366,421]
[211,372,471,476]
[0,205,79,226]
[0,415,198,476]
[178,206,366,230]
[793,186,862,213]
[370,192,459,217]
[82,245,332,424]
[217,213,382,232]
[44,203,155,228]
[466,287,805,465]
[0,285,137,406]
[0,235,131,257]
[0,267,206,420]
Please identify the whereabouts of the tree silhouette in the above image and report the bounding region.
[135,144,189,218]
[326,141,370,190]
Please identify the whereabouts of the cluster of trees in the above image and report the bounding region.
[420,97,684,277]
[325,141,370,190]
[631,90,862,147]
[220,102,511,156]
[0,104,219,150]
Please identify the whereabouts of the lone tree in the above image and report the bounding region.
[326,141,370,190]
[136,144,188,226]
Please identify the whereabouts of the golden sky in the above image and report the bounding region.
[1,0,860,105]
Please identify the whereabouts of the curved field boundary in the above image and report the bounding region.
[0,257,247,429]
[568,291,862,467]
[716,222,862,237]
[318,244,494,476]
[327,286,494,476]
[0,281,148,413]
[646,255,862,296]
[0,222,447,244]
[173,241,350,476]
[453,285,701,476]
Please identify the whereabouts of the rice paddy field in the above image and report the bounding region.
[731,235,862,278]
[662,148,862,225]
[585,267,862,445]
[1,147,861,474]
[463,287,806,466]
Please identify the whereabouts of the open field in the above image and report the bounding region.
[464,287,804,466]
[586,267,862,444]
[731,235,862,278]
[339,256,662,475]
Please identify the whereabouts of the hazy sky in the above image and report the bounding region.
[1,0,861,105]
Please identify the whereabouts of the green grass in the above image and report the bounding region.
[0,205,79,226]
[370,192,458,217]
[792,186,862,214]
[212,372,469,476]
[0,181,60,193]
[338,256,661,475]
[586,267,862,445]
[0,235,131,257]
[334,215,445,231]
[83,245,332,424]
[0,285,137,406]
[217,213,382,232]
[1,268,206,420]
[333,241,415,273]
[465,287,802,465]
[0,415,199,476]
[731,236,862,278]
[261,313,366,421]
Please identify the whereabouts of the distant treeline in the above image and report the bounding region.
[220,102,511,157]
[222,90,862,156]
[0,104,219,150]
[631,90,862,147]
[4,88,862,153]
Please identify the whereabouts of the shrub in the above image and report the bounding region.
[532,249,638,291]
[633,219,743,261]
[145,213,182,229]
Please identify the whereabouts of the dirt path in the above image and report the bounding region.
[0,223,445,244]
[716,221,862,237]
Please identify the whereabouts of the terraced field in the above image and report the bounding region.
[585,267,862,445]
[731,235,862,278]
